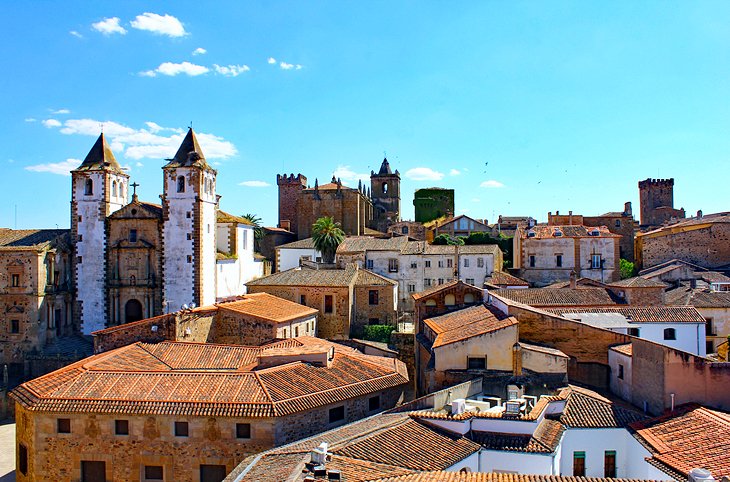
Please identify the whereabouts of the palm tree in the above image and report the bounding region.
[312,216,345,264]
[241,213,263,251]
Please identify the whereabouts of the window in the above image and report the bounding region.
[324,295,333,314]
[81,461,106,482]
[410,261,417,269]
[186,211,191,219]
[186,233,192,240]
[112,181,117,197]
[591,254,602,269]
[463,258,469,267]
[144,465,164,481]
[444,294,456,306]
[408,284,416,293]
[706,318,716,336]
[369,395,381,412]
[615,219,621,227]
[294,326,299,337]
[177,176,185,193]
[84,178,93,195]
[467,357,486,370]
[174,421,189,437]
[300,294,306,304]
[477,257,484,268]
[438,260,444,268]
[627,327,640,336]
[186,255,192,263]
[664,328,676,340]
[77,256,83,264]
[438,278,444,285]
[604,450,617,477]
[18,443,27,475]
[200,465,227,482]
[129,229,137,243]
[466,278,474,285]
[447,259,453,268]
[11,274,19,287]
[401,226,408,234]
[388,258,398,273]
[10,319,19,334]
[57,418,71,434]
[77,234,83,242]
[573,451,586,476]
[556,254,562,267]
[115,419,129,435]
[366,259,374,269]
[529,255,536,268]
[329,406,345,424]
[369,290,379,305]
[464,293,475,303]
[618,364,624,380]
[283,328,288,338]
[369,318,380,325]
[236,423,251,439]
[424,279,431,287]
[425,260,431,268]
[78,215,82,222]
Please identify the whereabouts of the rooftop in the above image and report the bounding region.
[163,128,214,171]
[556,386,646,429]
[424,305,517,348]
[640,212,730,236]
[411,279,482,301]
[608,277,666,288]
[485,271,530,287]
[548,306,706,324]
[277,237,317,249]
[72,132,124,173]
[218,292,318,323]
[371,473,659,482]
[492,288,619,307]
[520,225,620,239]
[665,286,730,308]
[247,265,394,288]
[217,211,254,225]
[610,343,633,357]
[0,228,70,251]
[11,337,408,418]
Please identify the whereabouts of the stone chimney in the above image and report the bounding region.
[624,202,632,216]
[569,271,577,289]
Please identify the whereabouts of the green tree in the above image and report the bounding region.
[619,258,636,279]
[432,234,464,246]
[312,216,345,264]
[241,213,263,252]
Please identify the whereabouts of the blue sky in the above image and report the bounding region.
[2,1,729,229]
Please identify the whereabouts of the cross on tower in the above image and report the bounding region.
[131,182,140,197]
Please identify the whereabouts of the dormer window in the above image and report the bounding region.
[527,230,536,238]
[84,179,93,195]
[177,176,185,193]
[553,229,563,237]
[589,229,600,237]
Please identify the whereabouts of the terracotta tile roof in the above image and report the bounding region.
[610,343,632,357]
[665,286,730,308]
[0,228,69,250]
[518,342,568,358]
[548,306,706,323]
[695,271,730,283]
[72,133,124,172]
[544,278,607,289]
[246,265,358,287]
[630,403,730,478]
[457,244,501,255]
[608,277,666,288]
[218,292,317,323]
[217,210,254,225]
[337,236,411,253]
[355,269,398,286]
[409,394,557,423]
[412,279,471,301]
[277,237,316,249]
[334,418,481,471]
[163,128,213,171]
[520,225,620,239]
[641,212,730,236]
[492,288,619,307]
[473,418,564,454]
[485,271,529,287]
[10,338,408,418]
[372,473,661,482]
[424,305,518,348]
[557,386,646,428]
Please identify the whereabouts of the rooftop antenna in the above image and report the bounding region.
[189,121,193,129]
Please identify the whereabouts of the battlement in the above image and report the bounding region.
[638,178,674,189]
[277,173,307,186]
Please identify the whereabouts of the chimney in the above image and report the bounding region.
[688,468,716,482]
[569,211,573,225]
[624,201,632,216]
[569,271,577,289]
[311,442,328,465]
[697,210,703,218]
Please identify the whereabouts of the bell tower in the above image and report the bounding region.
[370,158,400,232]
[71,133,129,333]
[161,128,218,312]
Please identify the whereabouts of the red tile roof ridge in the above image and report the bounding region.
[90,313,174,335]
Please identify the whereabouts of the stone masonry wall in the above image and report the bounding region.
[639,223,730,270]
[352,285,397,335]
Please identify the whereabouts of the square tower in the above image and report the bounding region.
[370,158,400,232]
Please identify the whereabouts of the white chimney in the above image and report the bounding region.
[451,398,466,415]
[311,442,328,465]
[688,468,715,482]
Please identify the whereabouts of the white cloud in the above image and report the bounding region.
[267,57,276,64]
[135,162,144,167]
[25,118,36,123]
[449,169,461,176]
[42,119,62,128]
[51,109,70,115]
[25,158,80,176]
[279,61,303,70]
[141,61,209,77]
[69,30,83,38]
[480,180,505,188]
[192,47,207,56]
[92,17,127,35]
[131,12,186,37]
[405,167,444,181]
[333,165,370,185]
[50,118,237,160]
[213,64,250,77]
[238,180,271,188]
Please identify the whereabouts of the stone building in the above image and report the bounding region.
[513,225,620,286]
[635,212,730,271]
[431,215,491,240]
[413,187,454,223]
[70,130,263,335]
[638,178,685,227]
[387,220,426,241]
[11,337,408,482]
[246,265,398,339]
[276,158,400,240]
[0,229,75,382]
[548,203,637,262]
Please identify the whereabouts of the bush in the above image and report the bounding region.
[361,324,396,343]
[619,258,636,279]
[433,234,464,245]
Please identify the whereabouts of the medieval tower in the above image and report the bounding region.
[162,128,218,311]
[638,178,685,227]
[277,173,307,234]
[71,133,129,333]
[370,158,401,232]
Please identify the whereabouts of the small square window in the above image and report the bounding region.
[529,255,535,268]
[18,443,28,475]
[463,258,469,268]
[424,279,431,287]
[628,327,640,336]
[77,256,83,264]
[174,421,189,437]
[366,259,374,269]
[388,259,398,273]
[467,357,486,370]
[186,233,192,240]
[438,260,444,268]
[477,258,484,268]
[115,419,129,435]
[408,284,416,293]
[236,423,251,439]
[615,219,621,227]
[77,234,83,242]
[369,395,381,412]
[425,260,431,268]
[186,211,191,219]
[466,278,475,285]
[57,418,71,434]
[438,278,444,285]
[556,254,563,267]
[618,364,624,380]
[78,215,82,222]
[410,262,417,269]
[447,259,453,268]
[186,255,192,264]
[329,406,345,424]
[144,465,164,480]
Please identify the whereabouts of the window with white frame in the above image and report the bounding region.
[388,258,398,273]
[591,254,601,269]
[425,260,431,268]
[477,257,484,268]
[463,258,469,267]
[366,259,374,269]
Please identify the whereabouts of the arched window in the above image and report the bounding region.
[84,179,93,195]
[177,176,185,193]
[464,293,475,303]
[382,182,388,194]
[663,328,676,340]
[444,294,456,306]
[119,183,124,198]
[425,299,437,307]
[112,181,117,197]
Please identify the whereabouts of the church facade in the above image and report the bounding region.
[71,129,262,335]
[277,158,401,239]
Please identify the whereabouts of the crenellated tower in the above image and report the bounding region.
[277,173,307,235]
[71,133,129,333]
[161,128,218,311]
[370,158,400,232]
[638,178,685,227]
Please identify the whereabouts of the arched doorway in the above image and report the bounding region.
[125,299,144,323]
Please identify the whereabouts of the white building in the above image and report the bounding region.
[275,238,322,272]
